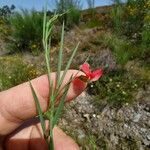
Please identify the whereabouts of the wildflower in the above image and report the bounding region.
[109,78,113,82]
[117,84,120,88]
[122,91,126,95]
[79,63,103,82]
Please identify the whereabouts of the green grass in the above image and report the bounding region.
[88,69,145,107]
[9,9,43,53]
[98,33,135,65]
[86,19,102,28]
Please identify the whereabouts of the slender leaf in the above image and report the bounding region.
[42,6,47,46]
[29,81,46,135]
[58,42,79,89]
[57,21,65,87]
[52,77,72,127]
[49,136,54,150]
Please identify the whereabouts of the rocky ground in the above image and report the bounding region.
[59,84,150,150]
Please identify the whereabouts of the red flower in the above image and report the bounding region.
[79,63,103,82]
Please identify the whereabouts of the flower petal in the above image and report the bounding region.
[90,69,103,82]
[80,63,91,76]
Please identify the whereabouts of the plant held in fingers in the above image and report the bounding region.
[29,7,103,150]
[29,7,79,149]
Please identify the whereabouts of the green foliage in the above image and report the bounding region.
[89,69,143,107]
[141,2,150,55]
[9,9,43,52]
[122,0,147,39]
[55,0,81,27]
[0,17,11,39]
[86,19,102,28]
[141,24,150,55]
[86,0,96,18]
[110,0,149,40]
[0,56,38,91]
[99,33,134,65]
[109,0,150,62]
[67,7,81,26]
[111,0,124,33]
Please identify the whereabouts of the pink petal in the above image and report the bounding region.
[90,69,103,82]
[80,63,91,76]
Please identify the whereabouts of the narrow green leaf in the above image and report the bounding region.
[56,21,65,88]
[58,42,79,88]
[42,7,47,44]
[49,136,54,150]
[29,81,46,135]
[52,76,72,128]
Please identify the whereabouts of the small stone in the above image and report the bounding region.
[83,114,90,122]
[109,78,112,82]
[143,138,150,146]
[122,91,126,95]
[141,128,147,132]
[124,124,128,128]
[147,134,150,140]
[90,84,94,88]
[93,114,96,118]
[125,103,129,106]
[77,129,85,139]
[97,115,100,119]
[133,113,141,122]
[110,134,118,145]
[117,84,120,87]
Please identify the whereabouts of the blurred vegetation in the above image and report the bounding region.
[0,5,15,41]
[55,0,81,27]
[98,33,134,65]
[110,0,124,34]
[88,69,146,107]
[8,9,43,53]
[0,56,39,91]
[108,0,150,61]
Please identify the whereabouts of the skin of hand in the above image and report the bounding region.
[0,70,87,150]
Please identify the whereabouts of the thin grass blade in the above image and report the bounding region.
[49,136,54,150]
[42,6,47,46]
[52,76,72,128]
[29,81,46,135]
[56,21,65,88]
[58,42,79,89]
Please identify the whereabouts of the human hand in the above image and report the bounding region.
[0,70,86,150]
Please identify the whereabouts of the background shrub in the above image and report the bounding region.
[111,0,148,41]
[141,1,150,56]
[110,0,124,34]
[0,5,15,40]
[99,33,134,65]
[9,9,43,53]
[55,0,81,28]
